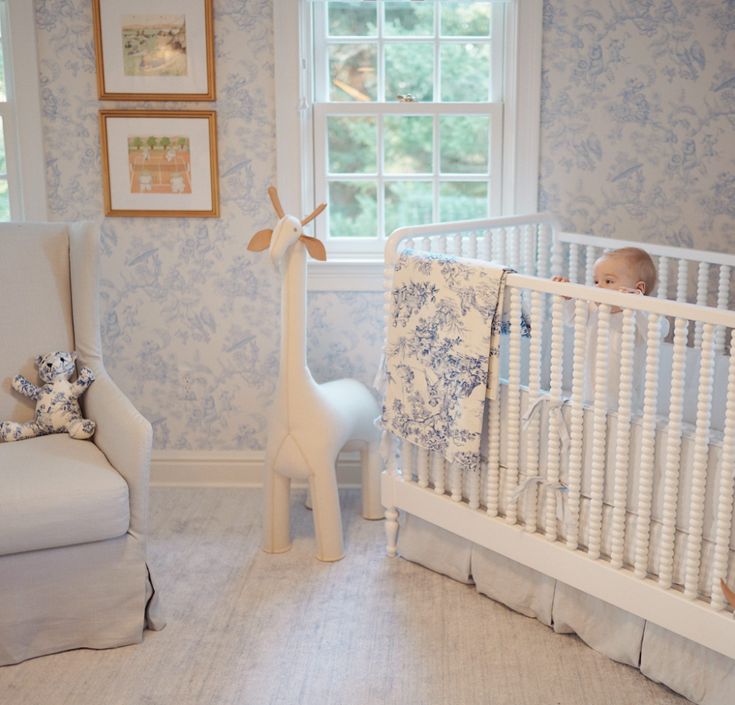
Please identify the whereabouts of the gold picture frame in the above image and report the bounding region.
[100,109,219,218]
[93,0,215,101]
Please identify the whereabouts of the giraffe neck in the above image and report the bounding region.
[278,243,312,390]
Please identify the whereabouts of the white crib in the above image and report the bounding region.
[379,214,735,703]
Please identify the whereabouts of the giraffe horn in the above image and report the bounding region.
[301,202,327,227]
[267,186,285,218]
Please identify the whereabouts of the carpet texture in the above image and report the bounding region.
[0,487,689,705]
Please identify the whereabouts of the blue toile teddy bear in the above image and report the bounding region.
[0,351,96,442]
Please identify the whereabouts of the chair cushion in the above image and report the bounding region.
[0,435,130,556]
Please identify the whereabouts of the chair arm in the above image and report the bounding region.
[83,370,153,543]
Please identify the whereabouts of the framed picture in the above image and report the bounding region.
[92,0,215,101]
[99,109,219,217]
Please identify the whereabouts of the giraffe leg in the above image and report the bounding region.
[360,440,384,520]
[309,467,344,562]
[262,462,292,554]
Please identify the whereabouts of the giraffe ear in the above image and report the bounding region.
[300,235,327,261]
[248,229,273,252]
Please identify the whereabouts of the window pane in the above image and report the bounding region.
[441,43,490,101]
[385,181,433,235]
[384,116,432,174]
[0,179,8,221]
[440,182,488,221]
[327,2,376,37]
[328,181,377,238]
[441,3,492,36]
[0,117,5,175]
[329,44,377,101]
[384,2,434,37]
[328,116,376,173]
[440,115,489,173]
[385,43,433,102]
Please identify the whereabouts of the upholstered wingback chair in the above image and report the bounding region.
[0,221,164,665]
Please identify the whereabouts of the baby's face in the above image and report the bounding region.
[593,254,644,293]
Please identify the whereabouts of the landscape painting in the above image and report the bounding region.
[121,15,187,77]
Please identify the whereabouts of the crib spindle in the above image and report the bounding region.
[588,304,610,560]
[633,314,662,579]
[715,266,731,353]
[657,256,670,299]
[544,295,565,541]
[401,440,413,482]
[585,246,597,287]
[536,223,564,279]
[433,452,446,496]
[449,461,463,502]
[676,259,689,303]
[566,299,588,550]
[523,291,544,533]
[610,309,636,569]
[694,263,710,347]
[416,446,430,488]
[710,331,735,609]
[504,287,523,525]
[658,317,688,589]
[684,323,716,599]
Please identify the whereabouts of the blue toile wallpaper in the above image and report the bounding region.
[33,1,734,450]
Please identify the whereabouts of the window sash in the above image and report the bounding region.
[313,101,503,254]
[310,0,505,255]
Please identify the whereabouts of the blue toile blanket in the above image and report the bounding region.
[379,249,512,473]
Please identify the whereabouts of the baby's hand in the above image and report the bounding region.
[551,275,572,300]
[617,286,643,295]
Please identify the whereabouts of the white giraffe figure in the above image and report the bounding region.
[248,186,383,561]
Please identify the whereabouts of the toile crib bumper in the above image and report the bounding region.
[378,214,735,705]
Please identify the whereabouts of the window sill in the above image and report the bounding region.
[307,258,385,292]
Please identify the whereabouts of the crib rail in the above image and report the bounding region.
[381,220,735,661]
[557,231,735,316]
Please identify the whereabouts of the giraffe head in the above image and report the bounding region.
[247,186,327,268]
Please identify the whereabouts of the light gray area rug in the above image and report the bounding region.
[0,488,689,705]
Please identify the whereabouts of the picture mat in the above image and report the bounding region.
[106,116,213,211]
[98,0,208,94]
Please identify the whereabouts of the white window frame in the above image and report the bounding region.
[0,0,46,221]
[273,0,542,291]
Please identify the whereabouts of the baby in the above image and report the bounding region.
[553,247,667,412]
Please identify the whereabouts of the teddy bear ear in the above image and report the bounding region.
[35,354,44,367]
[71,351,78,361]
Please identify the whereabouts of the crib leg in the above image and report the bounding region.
[361,441,384,520]
[385,506,399,557]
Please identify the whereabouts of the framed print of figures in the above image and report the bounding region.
[93,0,215,101]
[100,110,219,217]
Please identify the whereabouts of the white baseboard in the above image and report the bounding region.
[151,450,363,488]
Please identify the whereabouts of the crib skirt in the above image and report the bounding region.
[397,517,735,705]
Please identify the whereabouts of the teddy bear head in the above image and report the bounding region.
[35,351,78,383]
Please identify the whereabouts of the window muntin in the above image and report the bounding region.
[312,1,503,254]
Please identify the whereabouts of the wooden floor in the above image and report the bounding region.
[0,487,690,705]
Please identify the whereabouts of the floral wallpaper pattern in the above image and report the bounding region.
[540,1,735,251]
[32,0,734,450]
